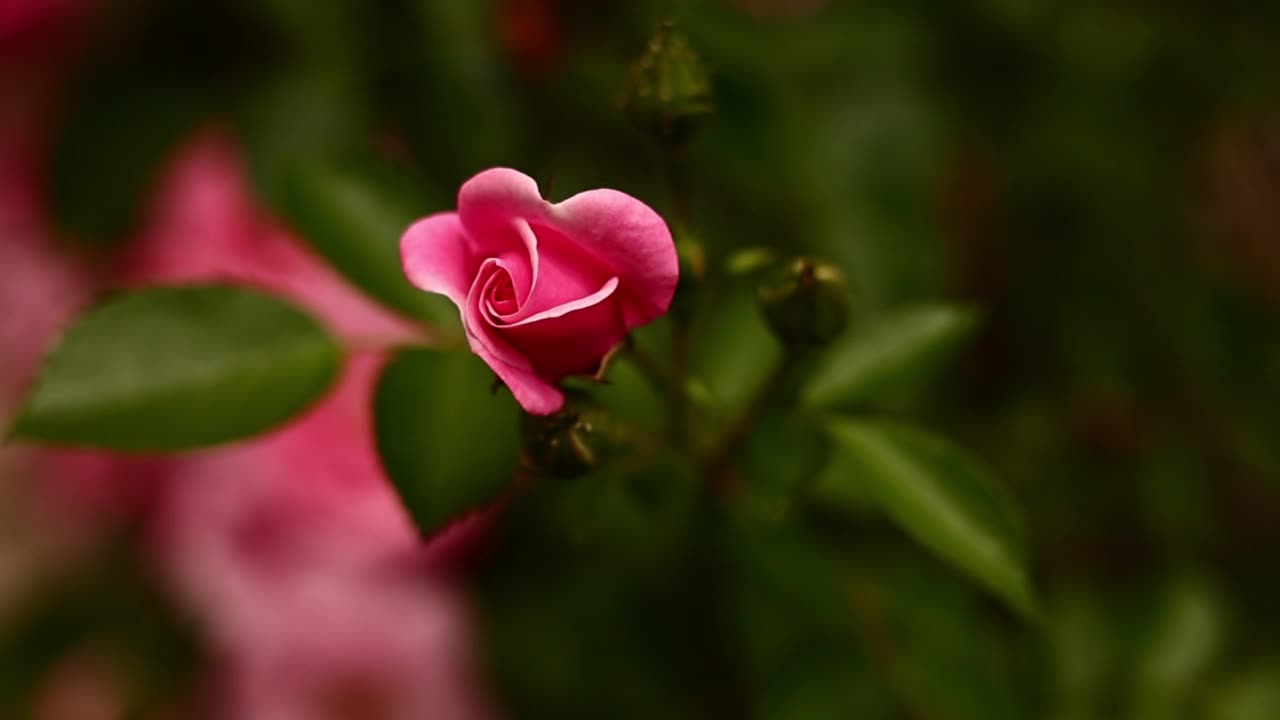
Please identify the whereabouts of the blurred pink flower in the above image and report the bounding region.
[0,201,93,407]
[0,8,498,707]
[228,568,492,720]
[156,355,494,720]
[154,355,419,601]
[123,133,497,718]
[121,125,496,571]
[402,167,677,414]
[1,63,500,704]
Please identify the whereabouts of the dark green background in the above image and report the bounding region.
[11,0,1280,717]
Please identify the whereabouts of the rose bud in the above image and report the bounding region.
[758,257,852,349]
[401,168,678,415]
[620,20,714,146]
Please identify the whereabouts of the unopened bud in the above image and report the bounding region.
[758,258,852,349]
[620,20,713,146]
[521,394,612,478]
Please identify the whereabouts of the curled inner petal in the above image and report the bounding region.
[508,221,614,322]
[486,276,619,330]
[484,269,519,318]
[497,277,627,378]
[463,259,533,370]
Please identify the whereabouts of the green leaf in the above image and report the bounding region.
[374,348,520,535]
[817,419,1036,617]
[10,285,341,450]
[1132,576,1223,720]
[803,304,977,411]
[274,160,460,333]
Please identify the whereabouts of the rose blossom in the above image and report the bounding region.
[401,168,677,414]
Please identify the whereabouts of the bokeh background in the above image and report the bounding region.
[3,0,1280,718]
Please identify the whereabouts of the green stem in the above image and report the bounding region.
[702,355,792,497]
[649,94,751,717]
[702,346,821,498]
[664,151,693,233]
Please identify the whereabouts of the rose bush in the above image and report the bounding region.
[401,168,677,414]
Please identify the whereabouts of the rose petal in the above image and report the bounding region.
[515,221,614,320]
[550,189,677,329]
[401,211,533,315]
[402,224,564,415]
[456,168,549,244]
[401,212,474,307]
[465,259,534,371]
[497,278,626,378]
[464,333,564,415]
[491,216,536,306]
[488,276,619,329]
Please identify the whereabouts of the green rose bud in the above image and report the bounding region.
[758,258,852,349]
[620,20,714,146]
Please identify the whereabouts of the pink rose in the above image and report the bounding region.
[401,168,677,414]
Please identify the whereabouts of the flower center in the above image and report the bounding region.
[486,268,520,316]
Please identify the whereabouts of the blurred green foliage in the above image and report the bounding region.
[15,0,1280,717]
